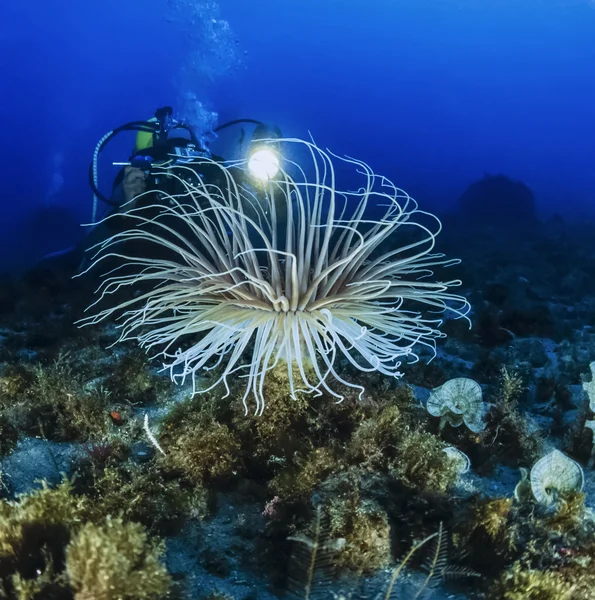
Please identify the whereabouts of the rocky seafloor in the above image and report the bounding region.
[1,218,595,599]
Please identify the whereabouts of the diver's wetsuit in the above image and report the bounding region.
[108,155,231,223]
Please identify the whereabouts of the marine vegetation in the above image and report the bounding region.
[478,367,543,469]
[79,139,469,414]
[65,517,170,600]
[5,137,595,600]
[287,506,478,599]
[0,479,170,599]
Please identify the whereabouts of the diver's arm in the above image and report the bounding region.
[104,167,148,231]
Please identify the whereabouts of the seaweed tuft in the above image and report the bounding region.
[65,517,170,600]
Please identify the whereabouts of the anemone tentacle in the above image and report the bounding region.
[79,139,470,415]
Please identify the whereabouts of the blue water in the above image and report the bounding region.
[1,0,594,268]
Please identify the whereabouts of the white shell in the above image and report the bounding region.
[583,362,595,413]
[530,449,584,506]
[427,378,485,432]
[443,446,471,474]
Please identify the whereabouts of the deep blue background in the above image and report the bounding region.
[1,0,594,269]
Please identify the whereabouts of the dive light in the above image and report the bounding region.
[247,148,281,181]
[246,123,283,182]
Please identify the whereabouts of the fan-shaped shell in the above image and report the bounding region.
[443,446,471,474]
[530,449,584,506]
[427,378,485,432]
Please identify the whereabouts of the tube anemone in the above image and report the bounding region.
[80,139,470,415]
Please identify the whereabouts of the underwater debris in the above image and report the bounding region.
[426,377,485,433]
[529,449,584,507]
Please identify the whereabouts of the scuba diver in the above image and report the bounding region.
[90,106,283,227]
[31,107,282,278]
[25,107,283,299]
[77,106,287,282]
